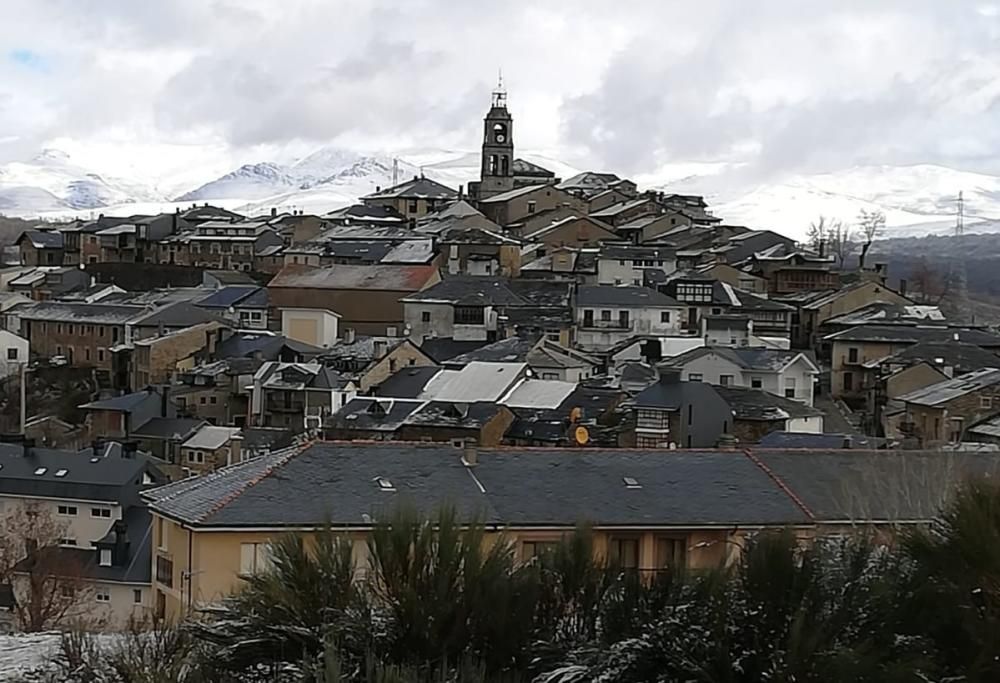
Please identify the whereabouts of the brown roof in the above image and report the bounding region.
[268,264,438,292]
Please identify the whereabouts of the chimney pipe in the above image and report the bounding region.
[22,438,35,457]
[898,278,907,297]
[462,438,478,466]
[121,440,137,459]
[92,439,103,458]
[228,433,243,466]
[344,328,356,344]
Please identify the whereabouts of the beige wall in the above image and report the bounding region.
[886,363,946,401]
[0,495,122,548]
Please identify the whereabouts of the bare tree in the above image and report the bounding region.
[826,219,856,268]
[806,216,830,252]
[909,257,953,305]
[857,209,886,270]
[0,502,92,631]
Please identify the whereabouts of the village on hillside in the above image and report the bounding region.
[0,81,997,646]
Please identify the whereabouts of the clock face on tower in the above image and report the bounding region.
[492,122,507,143]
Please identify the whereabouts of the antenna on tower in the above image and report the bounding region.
[492,68,507,108]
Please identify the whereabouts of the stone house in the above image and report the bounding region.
[898,368,1000,446]
[589,198,660,228]
[268,264,441,336]
[16,301,145,370]
[361,176,458,219]
[478,184,585,227]
[627,370,733,448]
[615,213,693,244]
[16,230,65,266]
[319,331,435,393]
[396,402,516,446]
[248,362,357,430]
[782,280,913,349]
[79,389,169,439]
[712,385,824,444]
[521,216,618,252]
[132,321,227,389]
[574,285,684,352]
[747,250,839,295]
[177,425,243,477]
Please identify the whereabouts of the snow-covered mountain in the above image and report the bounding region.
[0,149,165,213]
[6,145,999,243]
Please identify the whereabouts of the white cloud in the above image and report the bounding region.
[0,0,998,184]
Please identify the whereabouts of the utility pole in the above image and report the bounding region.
[19,362,26,434]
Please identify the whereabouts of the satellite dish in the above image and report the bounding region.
[574,426,589,446]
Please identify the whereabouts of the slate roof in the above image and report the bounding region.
[240,428,297,454]
[632,378,725,411]
[420,362,526,403]
[665,346,819,374]
[213,332,322,361]
[12,302,147,325]
[197,286,267,309]
[753,450,1000,522]
[884,341,1000,374]
[374,366,443,399]
[512,158,555,177]
[131,417,205,441]
[328,397,425,432]
[0,442,159,503]
[269,264,438,291]
[478,184,561,204]
[823,324,1000,347]
[590,198,653,218]
[419,338,490,363]
[712,385,823,421]
[898,368,1000,406]
[757,432,885,449]
[404,401,503,428]
[502,379,577,410]
[19,230,64,249]
[362,176,458,200]
[324,204,406,222]
[183,425,241,451]
[319,335,407,364]
[144,442,810,528]
[444,336,539,366]
[255,362,354,391]
[80,390,158,413]
[405,276,571,308]
[130,301,226,329]
[599,244,676,261]
[576,285,681,308]
[204,270,258,285]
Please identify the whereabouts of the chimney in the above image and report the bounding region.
[92,439,103,458]
[458,184,464,199]
[898,279,907,297]
[121,441,137,459]
[270,207,277,217]
[112,519,129,566]
[817,238,826,258]
[344,328,356,344]
[375,185,381,192]
[228,433,243,466]
[462,438,478,466]
[715,433,738,450]
[373,339,388,359]
[21,438,35,458]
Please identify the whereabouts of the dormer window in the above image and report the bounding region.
[99,548,112,567]
[623,477,642,489]
[33,467,47,476]
[375,477,395,492]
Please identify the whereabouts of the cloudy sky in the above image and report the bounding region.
[2,0,1000,184]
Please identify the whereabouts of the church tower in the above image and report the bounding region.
[474,77,515,200]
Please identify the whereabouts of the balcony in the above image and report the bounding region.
[580,319,631,330]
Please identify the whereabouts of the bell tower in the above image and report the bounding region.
[476,75,515,200]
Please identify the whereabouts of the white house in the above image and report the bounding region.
[664,346,820,406]
[574,285,685,352]
[596,245,677,286]
[0,329,29,378]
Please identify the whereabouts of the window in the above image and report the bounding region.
[618,311,630,328]
[843,372,854,392]
[522,540,559,560]
[527,200,537,214]
[655,536,687,570]
[751,377,762,389]
[421,311,431,323]
[408,199,418,213]
[454,306,485,325]
[600,310,611,322]
[660,311,671,323]
[784,377,797,399]
[99,548,112,567]
[157,516,167,551]
[982,396,993,410]
[608,537,640,569]
[187,450,204,464]
[133,589,142,604]
[209,396,217,404]
[847,347,859,363]
[200,396,207,405]
[719,374,733,386]
[687,373,703,382]
[618,259,626,266]
[156,555,173,588]
[240,542,271,576]
[6,348,17,360]
[583,310,594,327]
[96,590,110,603]
[57,505,77,516]
[91,507,111,519]
[98,349,105,362]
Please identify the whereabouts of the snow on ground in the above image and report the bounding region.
[0,632,62,677]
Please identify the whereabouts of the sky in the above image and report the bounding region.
[2,0,1000,187]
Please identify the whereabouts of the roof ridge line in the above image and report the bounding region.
[197,441,312,523]
[741,448,816,521]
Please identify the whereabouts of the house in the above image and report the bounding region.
[589,198,660,228]
[247,362,357,430]
[131,321,227,389]
[268,264,441,336]
[0,440,164,629]
[661,276,793,337]
[319,330,436,392]
[511,158,560,188]
[172,359,260,427]
[0,330,28,378]
[574,285,684,352]
[521,215,618,251]
[712,230,795,264]
[177,425,244,477]
[712,385,824,443]
[162,219,284,271]
[663,346,819,406]
[397,402,516,446]
[14,301,144,371]
[614,213,693,244]
[142,441,814,619]
[131,416,206,464]
[279,307,340,349]
[403,276,572,344]
[778,280,913,349]
[441,335,600,382]
[361,176,458,218]
[520,246,599,283]
[825,324,1000,402]
[323,397,426,440]
[626,369,733,448]
[195,286,269,330]
[436,223,522,277]
[16,230,65,266]
[504,385,624,447]
[897,368,1000,447]
[80,389,170,439]
[746,249,839,294]
[558,171,637,200]
[477,184,585,227]
[324,204,405,227]
[815,301,945,357]
[8,266,92,301]
[597,245,677,285]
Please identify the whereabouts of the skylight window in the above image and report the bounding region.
[623,477,641,489]
[374,477,395,492]
[55,469,68,477]
[34,467,47,476]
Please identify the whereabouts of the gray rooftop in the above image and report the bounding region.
[824,324,1000,347]
[577,285,681,308]
[898,367,1000,407]
[363,176,458,200]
